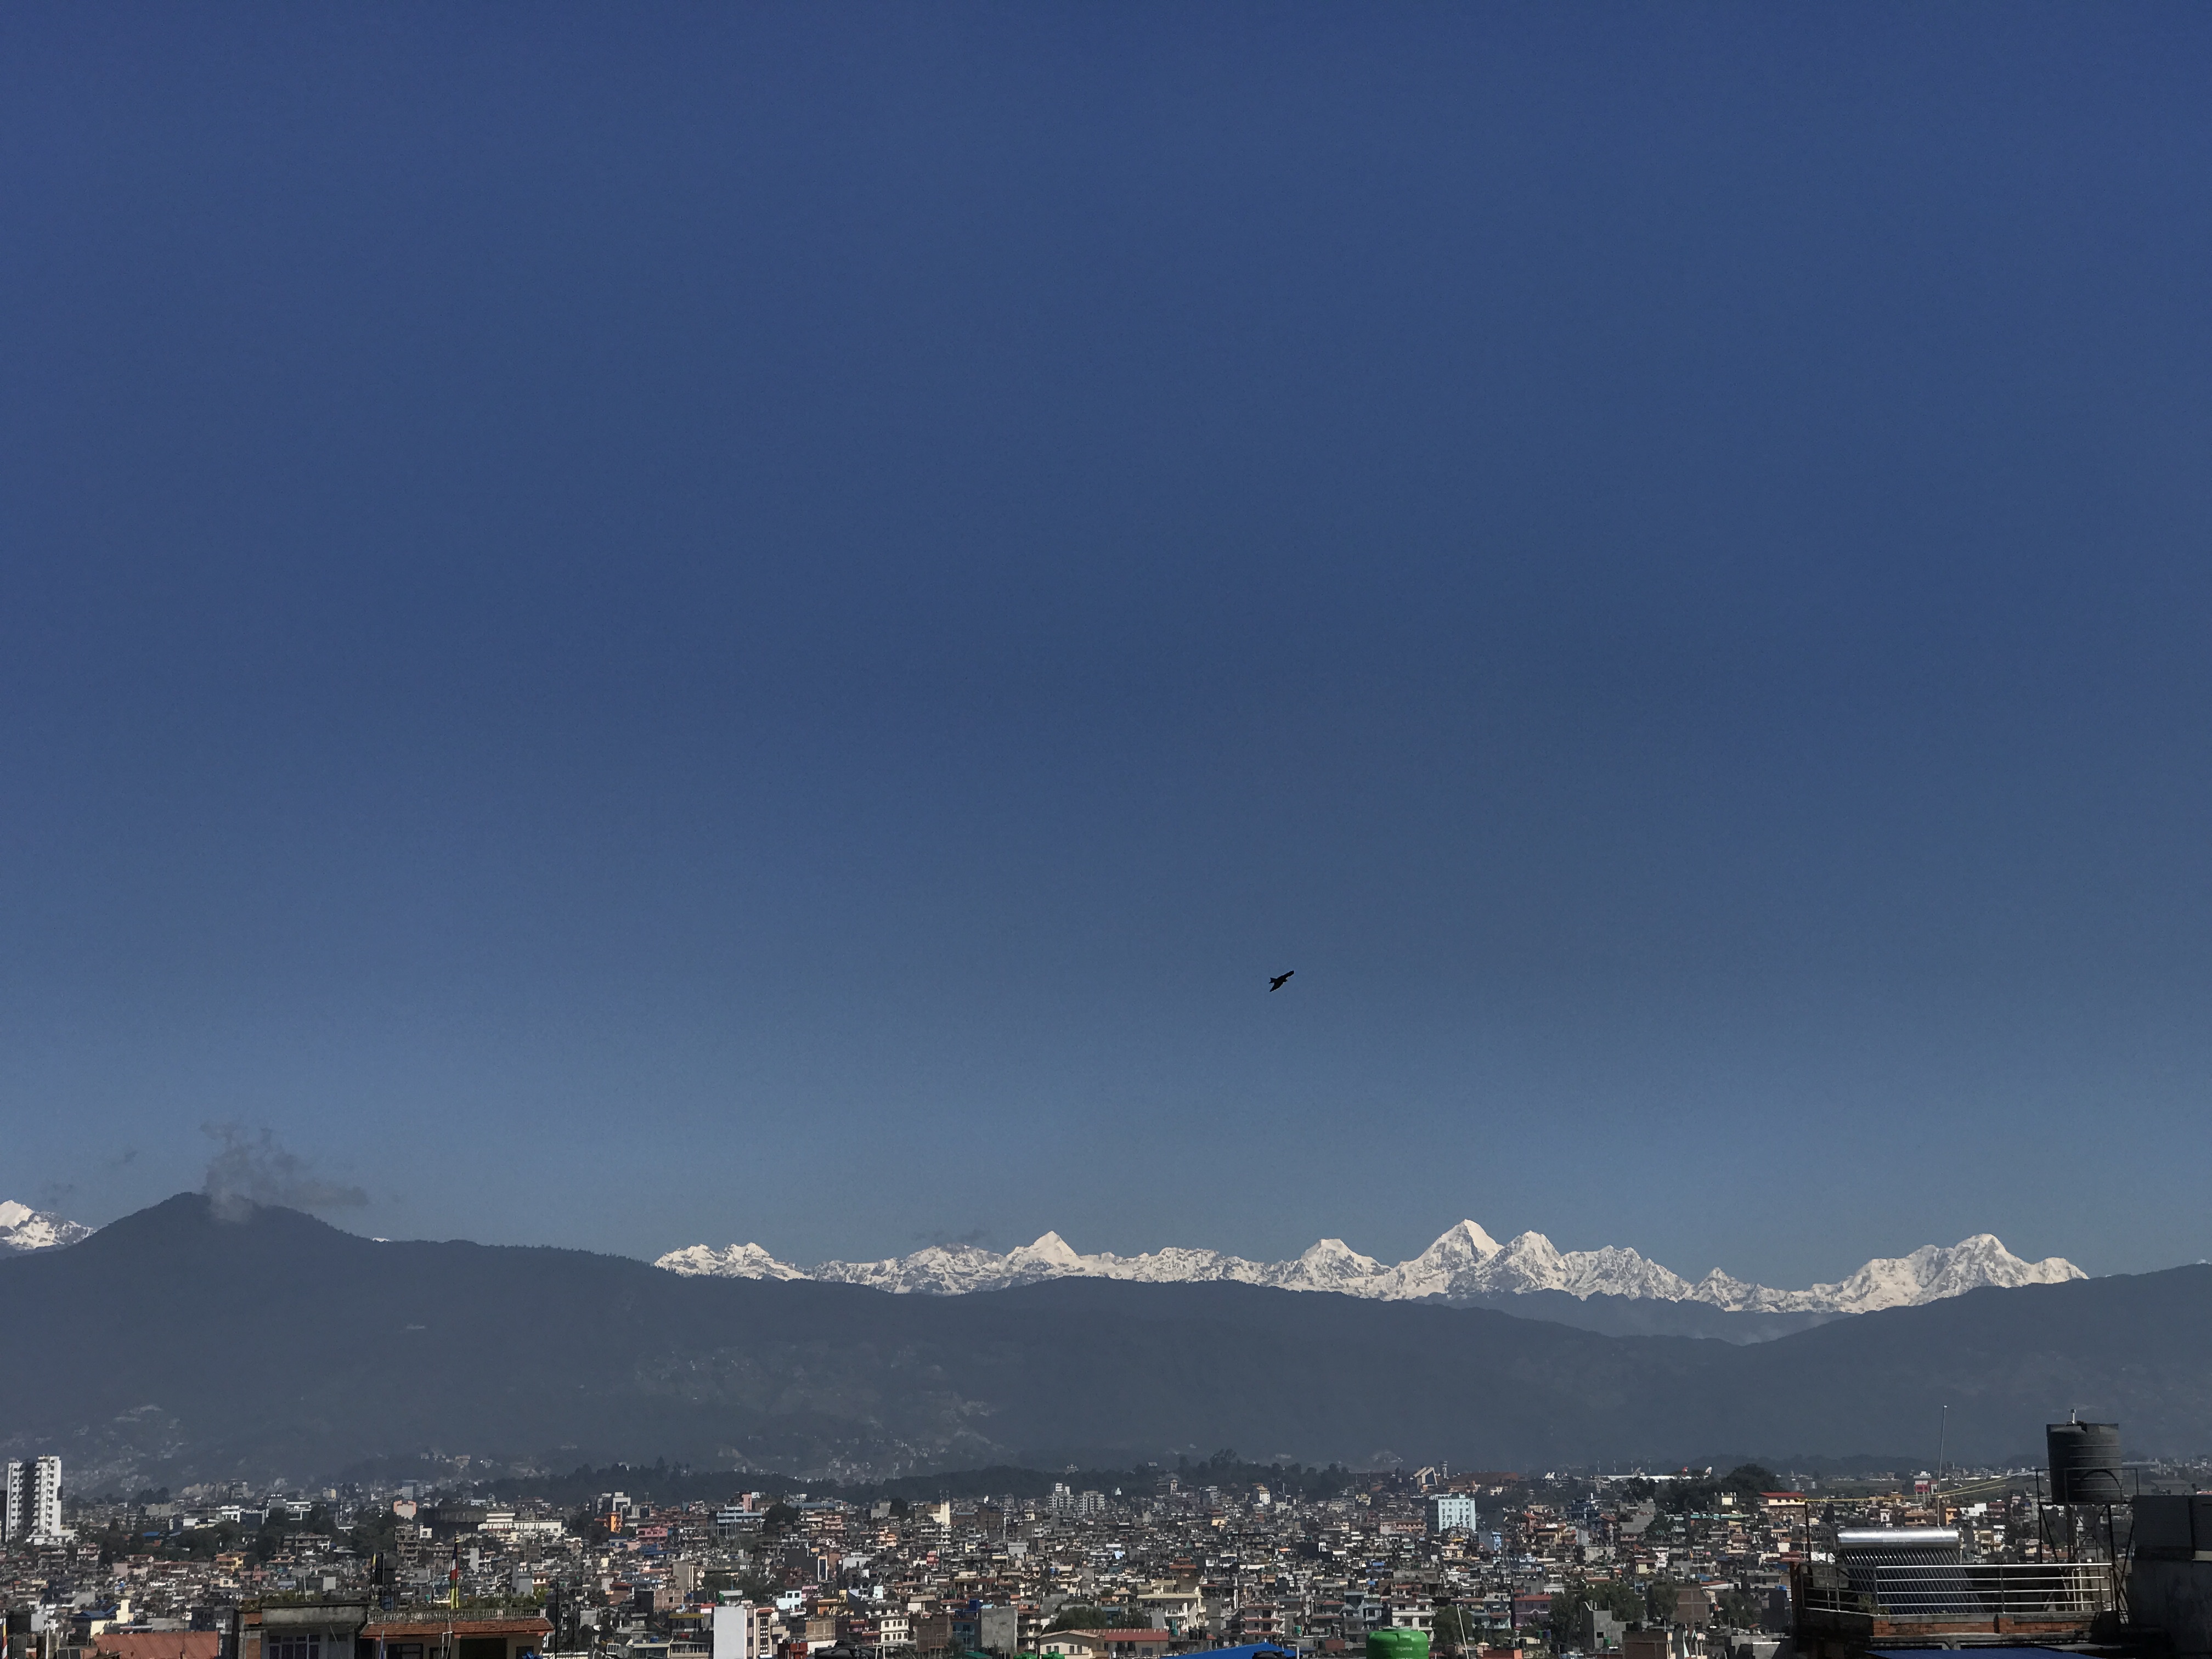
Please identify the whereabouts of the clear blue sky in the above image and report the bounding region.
[5,5,2210,1285]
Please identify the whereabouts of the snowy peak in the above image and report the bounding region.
[813,1242,1025,1295]
[1553,1243,1697,1302]
[0,1201,93,1253]
[654,1219,2087,1317]
[1805,1233,2083,1314]
[1274,1238,1388,1293]
[1430,1218,1503,1260]
[1392,1229,1696,1302]
[1007,1231,1084,1272]
[652,1240,810,1280]
[1108,1245,1266,1286]
[1375,1220,1503,1298]
[1480,1230,1568,1291]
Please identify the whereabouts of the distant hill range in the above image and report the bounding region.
[657,1220,2085,1342]
[5,1198,2089,1334]
[0,1194,2204,1491]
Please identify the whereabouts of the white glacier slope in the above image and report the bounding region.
[655,1218,2084,1314]
[0,1200,94,1252]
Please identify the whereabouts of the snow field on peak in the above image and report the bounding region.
[654,1241,811,1280]
[0,1200,94,1252]
[655,1218,2085,1314]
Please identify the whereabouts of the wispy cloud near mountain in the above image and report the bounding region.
[199,1124,368,1221]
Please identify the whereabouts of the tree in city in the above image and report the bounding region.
[1434,1605,1486,1651]
[1047,1607,1119,1633]
[1713,1589,1764,1630]
[1722,1465,1781,1502]
[1551,1581,1645,1643]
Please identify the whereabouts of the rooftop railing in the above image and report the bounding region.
[1802,1562,2112,1624]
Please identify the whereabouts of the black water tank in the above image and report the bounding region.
[2048,1420,2124,1503]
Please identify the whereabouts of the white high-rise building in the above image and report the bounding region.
[35,1455,63,1539]
[1427,1493,1479,1535]
[4,1457,63,1542]
[713,1603,775,1659]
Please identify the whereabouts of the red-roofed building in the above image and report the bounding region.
[95,1634,222,1659]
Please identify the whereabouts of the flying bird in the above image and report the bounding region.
[1269,971,1294,991]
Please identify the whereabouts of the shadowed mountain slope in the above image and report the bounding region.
[2,1195,2203,1484]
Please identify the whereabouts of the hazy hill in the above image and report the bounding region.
[1,1195,2203,1487]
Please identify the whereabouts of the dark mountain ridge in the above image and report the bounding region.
[1436,1289,1839,1342]
[3,1195,2203,1486]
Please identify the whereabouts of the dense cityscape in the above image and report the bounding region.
[9,1448,2201,1659]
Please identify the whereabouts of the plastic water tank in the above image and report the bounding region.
[1368,1631,1431,1659]
[2047,1420,2124,1504]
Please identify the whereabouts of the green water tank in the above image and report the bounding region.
[1368,1630,1431,1659]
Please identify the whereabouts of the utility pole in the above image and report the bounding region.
[1936,1406,1948,1522]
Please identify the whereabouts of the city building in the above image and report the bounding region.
[4,1457,62,1543]
[1427,1497,1479,1537]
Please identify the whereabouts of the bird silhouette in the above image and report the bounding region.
[1269,971,1295,991]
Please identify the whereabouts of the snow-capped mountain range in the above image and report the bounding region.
[0,1200,94,1253]
[0,1195,2091,1318]
[657,1220,2085,1316]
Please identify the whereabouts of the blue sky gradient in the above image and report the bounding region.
[4,5,2211,1282]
